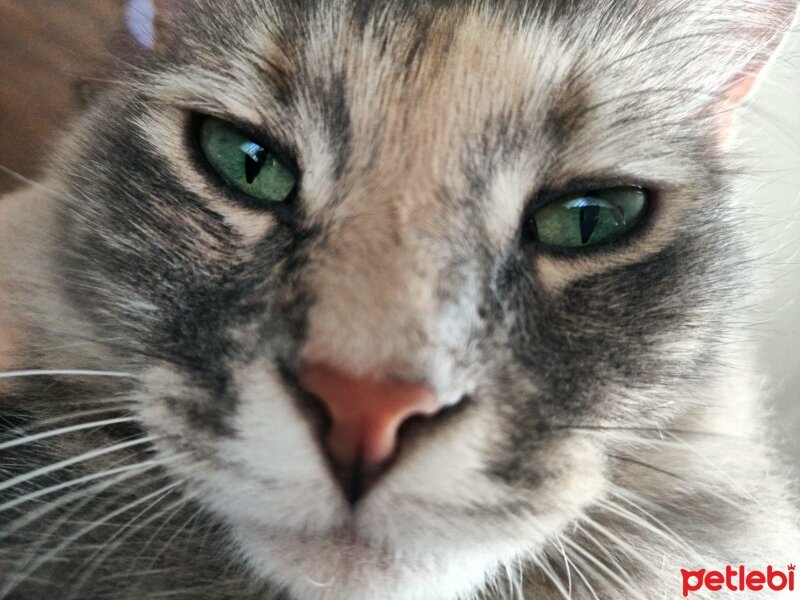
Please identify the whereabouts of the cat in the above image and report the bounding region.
[0,0,798,598]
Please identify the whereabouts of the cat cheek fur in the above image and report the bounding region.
[1,1,799,599]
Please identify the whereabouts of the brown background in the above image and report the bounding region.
[0,0,123,193]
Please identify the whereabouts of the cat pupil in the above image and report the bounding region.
[579,205,601,244]
[240,141,269,184]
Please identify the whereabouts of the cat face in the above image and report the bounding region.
[50,0,795,597]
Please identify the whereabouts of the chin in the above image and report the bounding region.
[139,364,607,599]
[232,524,513,600]
[206,444,602,600]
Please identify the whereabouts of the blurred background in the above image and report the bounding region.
[744,31,800,470]
[0,1,122,192]
[0,2,799,465]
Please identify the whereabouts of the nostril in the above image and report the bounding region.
[292,386,395,505]
[280,369,366,500]
[338,393,472,504]
[296,362,443,502]
[278,364,332,442]
[278,366,391,504]
[282,362,473,504]
[396,393,472,444]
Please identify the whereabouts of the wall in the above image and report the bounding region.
[746,31,800,468]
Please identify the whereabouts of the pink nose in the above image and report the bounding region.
[298,363,440,484]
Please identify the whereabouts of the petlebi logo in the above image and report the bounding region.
[681,564,795,596]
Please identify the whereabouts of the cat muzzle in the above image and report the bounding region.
[298,362,441,504]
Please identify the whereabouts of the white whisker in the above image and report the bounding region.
[33,406,135,428]
[136,496,191,559]
[141,503,203,575]
[662,433,765,510]
[553,535,573,598]
[499,556,524,600]
[607,489,698,555]
[531,552,572,600]
[1,480,183,597]
[575,518,649,577]
[0,463,168,540]
[0,436,158,494]
[0,417,137,451]
[0,458,172,512]
[560,536,648,600]
[0,164,63,194]
[71,492,185,592]
[596,496,703,564]
[0,369,136,380]
[557,538,601,600]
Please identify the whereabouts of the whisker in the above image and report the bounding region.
[530,553,573,600]
[577,514,666,583]
[1,480,183,597]
[606,488,709,566]
[501,558,522,600]
[594,497,703,564]
[0,369,137,380]
[0,417,138,451]
[660,432,765,510]
[7,406,136,437]
[495,553,524,600]
[550,424,739,440]
[0,164,63,195]
[0,466,164,541]
[511,555,526,600]
[140,503,204,575]
[575,516,649,583]
[553,535,573,598]
[608,456,746,510]
[574,519,644,579]
[608,454,686,481]
[0,457,174,512]
[70,492,185,592]
[19,337,129,354]
[135,496,192,559]
[0,435,158,494]
[556,537,601,600]
[1,473,173,595]
[560,536,648,600]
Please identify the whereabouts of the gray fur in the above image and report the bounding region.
[0,1,798,598]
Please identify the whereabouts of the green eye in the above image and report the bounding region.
[199,117,296,203]
[531,187,647,248]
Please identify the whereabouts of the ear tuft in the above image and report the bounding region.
[721,0,799,105]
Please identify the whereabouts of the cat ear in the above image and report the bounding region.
[124,0,179,51]
[722,1,798,104]
[695,0,800,142]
